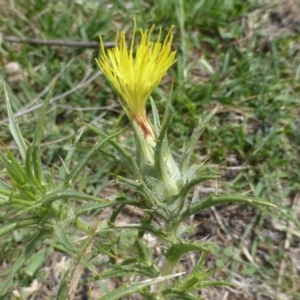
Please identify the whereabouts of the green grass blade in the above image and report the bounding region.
[59,131,83,187]
[1,229,49,296]
[4,85,27,162]
[65,131,121,186]
[83,121,141,178]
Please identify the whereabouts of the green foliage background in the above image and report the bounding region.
[0,0,300,299]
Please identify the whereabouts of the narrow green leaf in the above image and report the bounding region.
[179,173,217,201]
[178,269,215,291]
[31,144,45,187]
[98,264,156,279]
[165,242,209,265]
[14,189,109,216]
[0,146,26,185]
[82,121,141,178]
[31,86,54,185]
[25,248,52,277]
[25,144,44,192]
[179,194,276,223]
[52,224,78,253]
[75,202,132,217]
[163,289,203,300]
[52,224,96,273]
[0,179,12,191]
[134,237,151,264]
[109,203,126,223]
[31,86,53,147]
[56,268,70,300]
[99,274,184,300]
[0,218,39,237]
[193,251,206,273]
[116,175,158,209]
[161,82,173,129]
[65,130,122,185]
[154,114,172,182]
[1,230,49,296]
[0,187,12,197]
[4,85,27,162]
[180,108,216,172]
[59,131,83,187]
[149,97,161,136]
[0,195,35,209]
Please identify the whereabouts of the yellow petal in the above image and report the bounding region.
[96,19,176,121]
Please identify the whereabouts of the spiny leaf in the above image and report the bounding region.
[134,237,151,264]
[179,193,276,223]
[165,242,209,265]
[178,173,217,201]
[13,189,108,216]
[116,175,158,209]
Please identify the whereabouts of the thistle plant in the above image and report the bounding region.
[0,21,274,299]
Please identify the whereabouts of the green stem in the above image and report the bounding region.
[156,225,180,297]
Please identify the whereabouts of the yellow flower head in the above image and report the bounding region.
[96,20,176,124]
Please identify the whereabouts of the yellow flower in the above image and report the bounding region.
[96,20,176,137]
